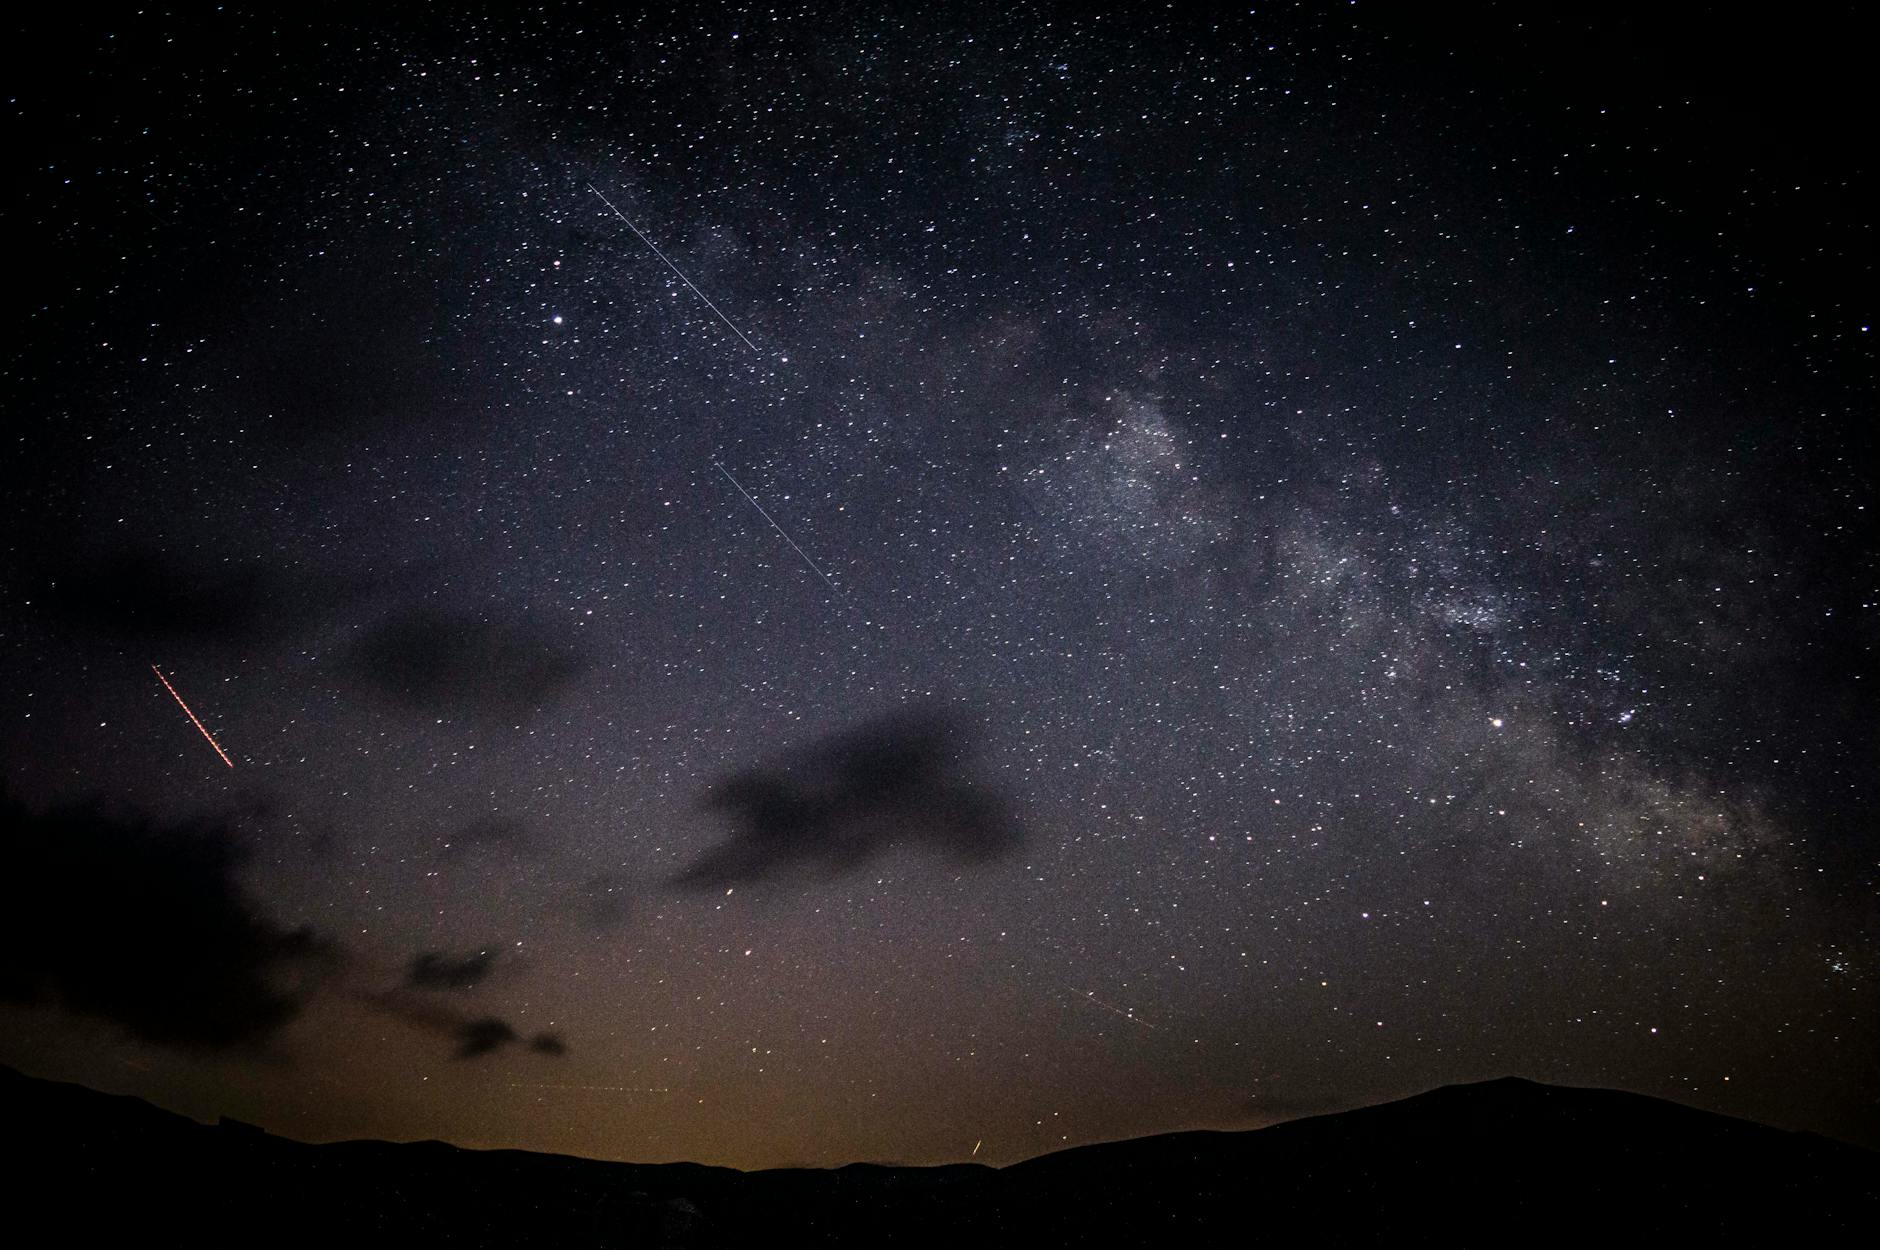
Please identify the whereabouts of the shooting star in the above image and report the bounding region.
[506,1084,672,1093]
[151,664,235,768]
[587,183,766,357]
[1072,987,1157,1030]
[713,461,841,592]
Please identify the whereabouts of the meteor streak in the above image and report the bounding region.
[1072,987,1156,1030]
[506,1084,671,1093]
[587,183,765,356]
[584,185,851,601]
[713,461,841,592]
[152,665,234,768]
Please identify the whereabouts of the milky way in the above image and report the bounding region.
[2,5,1872,1167]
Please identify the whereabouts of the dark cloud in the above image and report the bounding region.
[675,708,1021,889]
[0,794,334,1050]
[455,1018,567,1061]
[406,949,498,991]
[40,544,340,646]
[345,607,587,719]
[454,1017,519,1059]
[360,989,568,1062]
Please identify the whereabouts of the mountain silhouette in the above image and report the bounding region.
[5,1065,1872,1246]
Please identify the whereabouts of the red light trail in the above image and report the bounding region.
[151,664,235,768]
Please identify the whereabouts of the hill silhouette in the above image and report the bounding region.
[5,1065,1872,1246]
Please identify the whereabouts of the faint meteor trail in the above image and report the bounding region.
[1072,987,1157,1030]
[507,1083,671,1093]
[587,183,765,356]
[713,461,841,592]
[151,664,234,768]
[583,183,848,603]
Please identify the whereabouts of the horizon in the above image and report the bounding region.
[13,1062,1864,1170]
[2,3,1872,1171]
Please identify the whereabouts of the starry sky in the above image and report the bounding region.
[2,4,1874,1168]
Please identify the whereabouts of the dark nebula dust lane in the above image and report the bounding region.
[1,4,1873,1168]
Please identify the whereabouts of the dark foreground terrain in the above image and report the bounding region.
[5,1064,1872,1246]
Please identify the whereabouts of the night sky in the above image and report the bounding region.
[3,4,1874,1168]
